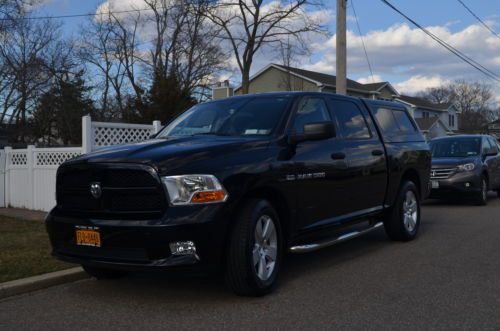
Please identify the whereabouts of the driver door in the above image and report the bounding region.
[289,96,350,231]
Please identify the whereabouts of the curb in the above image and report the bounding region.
[0,267,89,299]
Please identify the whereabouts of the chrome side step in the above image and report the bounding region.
[289,222,384,253]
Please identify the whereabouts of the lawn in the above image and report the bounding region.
[0,216,74,283]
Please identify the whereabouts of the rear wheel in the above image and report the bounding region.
[225,199,282,296]
[475,176,488,206]
[82,265,127,280]
[384,180,420,241]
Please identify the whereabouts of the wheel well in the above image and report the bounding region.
[482,170,489,181]
[401,169,421,198]
[243,187,292,245]
[482,170,489,186]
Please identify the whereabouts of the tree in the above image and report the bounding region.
[31,71,94,146]
[0,12,69,141]
[205,0,325,94]
[419,80,496,133]
[143,72,196,123]
[78,0,224,123]
[417,86,453,104]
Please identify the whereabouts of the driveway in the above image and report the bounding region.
[1,196,499,330]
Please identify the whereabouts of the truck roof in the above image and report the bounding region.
[211,91,408,110]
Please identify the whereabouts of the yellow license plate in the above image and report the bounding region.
[76,228,101,247]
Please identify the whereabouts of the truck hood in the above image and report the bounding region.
[431,156,478,168]
[67,135,270,172]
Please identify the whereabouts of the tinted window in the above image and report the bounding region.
[159,97,290,137]
[430,138,481,157]
[293,98,331,134]
[487,137,499,153]
[392,109,416,132]
[372,107,399,133]
[333,100,371,139]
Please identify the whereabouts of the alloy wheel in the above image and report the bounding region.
[253,215,278,281]
[403,190,418,232]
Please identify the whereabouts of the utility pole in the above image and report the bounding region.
[336,0,347,95]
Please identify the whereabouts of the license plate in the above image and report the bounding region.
[76,226,101,247]
[431,180,439,189]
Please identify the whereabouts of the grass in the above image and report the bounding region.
[0,216,74,283]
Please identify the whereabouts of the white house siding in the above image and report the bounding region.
[439,107,458,131]
[427,122,449,140]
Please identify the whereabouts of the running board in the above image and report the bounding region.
[289,222,384,253]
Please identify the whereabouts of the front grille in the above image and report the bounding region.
[431,167,456,180]
[56,164,166,218]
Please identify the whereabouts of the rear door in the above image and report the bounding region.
[328,96,388,214]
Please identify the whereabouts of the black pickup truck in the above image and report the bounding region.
[46,92,431,296]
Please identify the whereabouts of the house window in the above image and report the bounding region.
[449,115,455,127]
[422,111,429,118]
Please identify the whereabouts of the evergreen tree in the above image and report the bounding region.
[31,71,94,146]
[142,73,196,124]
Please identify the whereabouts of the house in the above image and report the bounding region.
[413,117,450,140]
[232,63,399,100]
[486,119,500,140]
[394,95,459,132]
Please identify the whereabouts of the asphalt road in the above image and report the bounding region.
[1,195,499,330]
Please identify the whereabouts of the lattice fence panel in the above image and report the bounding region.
[9,152,27,166]
[35,151,81,166]
[93,126,153,147]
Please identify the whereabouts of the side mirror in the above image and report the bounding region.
[149,133,158,139]
[291,121,335,144]
[485,149,498,157]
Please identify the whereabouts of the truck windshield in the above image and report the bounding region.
[430,138,481,158]
[157,96,290,137]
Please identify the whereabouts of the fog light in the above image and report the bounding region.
[465,182,470,187]
[170,241,197,257]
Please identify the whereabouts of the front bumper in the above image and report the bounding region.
[429,171,481,198]
[45,204,231,272]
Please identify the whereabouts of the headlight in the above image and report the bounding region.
[161,175,228,205]
[457,163,475,172]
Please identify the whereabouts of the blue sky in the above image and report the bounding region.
[38,0,500,99]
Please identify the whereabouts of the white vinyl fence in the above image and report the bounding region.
[0,150,5,208]
[1,116,163,211]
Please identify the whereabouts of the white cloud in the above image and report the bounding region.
[306,22,500,81]
[357,75,383,84]
[394,75,451,95]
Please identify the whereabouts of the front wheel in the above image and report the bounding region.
[475,176,488,206]
[384,180,420,241]
[225,199,283,296]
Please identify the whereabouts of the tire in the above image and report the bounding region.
[384,180,420,241]
[225,199,283,296]
[475,176,488,206]
[82,265,127,280]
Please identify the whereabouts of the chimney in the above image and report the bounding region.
[212,80,234,100]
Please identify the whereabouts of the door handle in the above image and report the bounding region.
[372,149,384,156]
[331,152,346,160]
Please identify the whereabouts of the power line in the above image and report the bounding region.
[0,6,160,21]
[456,0,500,40]
[350,0,375,83]
[380,0,500,83]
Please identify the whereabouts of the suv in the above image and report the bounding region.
[429,135,500,205]
[46,92,431,296]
